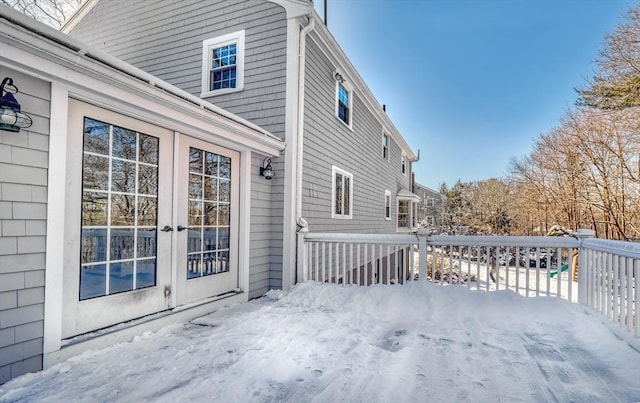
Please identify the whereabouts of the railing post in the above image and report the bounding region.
[417,228,428,281]
[576,228,595,304]
[296,226,309,284]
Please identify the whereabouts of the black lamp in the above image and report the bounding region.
[0,77,33,133]
[260,157,274,180]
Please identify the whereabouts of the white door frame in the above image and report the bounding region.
[45,98,254,354]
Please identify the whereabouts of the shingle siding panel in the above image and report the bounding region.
[17,236,45,254]
[10,355,41,379]
[24,270,45,288]
[0,327,14,348]
[0,291,17,310]
[2,220,26,237]
[0,304,44,329]
[1,184,32,202]
[0,254,45,274]
[0,164,47,187]
[12,203,47,220]
[17,287,45,307]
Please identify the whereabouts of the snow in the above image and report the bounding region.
[2,282,640,402]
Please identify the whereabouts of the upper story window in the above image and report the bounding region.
[401,154,406,175]
[426,197,434,207]
[332,166,353,219]
[201,30,245,97]
[336,81,352,128]
[382,133,389,160]
[385,190,391,220]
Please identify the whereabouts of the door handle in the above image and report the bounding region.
[177,225,187,232]
[161,225,173,232]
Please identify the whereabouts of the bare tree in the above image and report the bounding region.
[1,0,82,28]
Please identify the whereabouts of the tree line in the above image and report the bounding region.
[440,4,640,241]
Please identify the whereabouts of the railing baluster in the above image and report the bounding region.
[612,253,618,320]
[386,245,391,285]
[555,247,562,298]
[321,242,326,283]
[341,242,346,284]
[634,259,639,337]
[616,256,629,327]
[365,244,370,285]
[356,243,361,285]
[378,244,383,285]
[348,243,356,284]
[515,246,520,296]
[626,257,633,332]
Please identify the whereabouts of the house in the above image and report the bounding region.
[64,0,420,286]
[413,182,446,233]
[0,5,286,383]
[0,0,418,384]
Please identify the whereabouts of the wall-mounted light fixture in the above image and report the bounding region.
[334,71,345,84]
[0,77,33,133]
[260,157,274,180]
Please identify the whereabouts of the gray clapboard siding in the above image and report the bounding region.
[301,38,412,233]
[0,67,49,384]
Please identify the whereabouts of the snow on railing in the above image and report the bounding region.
[297,228,639,337]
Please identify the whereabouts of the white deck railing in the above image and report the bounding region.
[296,228,639,337]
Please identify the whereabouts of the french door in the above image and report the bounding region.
[62,100,239,338]
[174,136,239,305]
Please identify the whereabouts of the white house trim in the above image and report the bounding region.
[200,30,246,97]
[42,83,69,359]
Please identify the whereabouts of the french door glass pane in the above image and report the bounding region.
[186,146,232,279]
[79,117,160,300]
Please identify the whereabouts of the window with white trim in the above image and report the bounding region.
[397,199,411,229]
[201,30,245,97]
[384,190,391,220]
[332,166,353,219]
[426,197,434,207]
[401,154,406,175]
[336,82,352,128]
[382,133,389,160]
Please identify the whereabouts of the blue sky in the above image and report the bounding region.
[314,0,634,190]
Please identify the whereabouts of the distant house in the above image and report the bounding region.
[0,0,418,383]
[413,182,446,233]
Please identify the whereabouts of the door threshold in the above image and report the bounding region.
[46,291,247,368]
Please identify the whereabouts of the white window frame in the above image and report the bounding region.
[401,154,407,175]
[426,197,434,208]
[331,166,353,219]
[335,81,353,130]
[382,133,389,161]
[384,190,391,220]
[396,199,413,232]
[201,30,245,97]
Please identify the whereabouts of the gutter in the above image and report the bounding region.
[295,14,316,228]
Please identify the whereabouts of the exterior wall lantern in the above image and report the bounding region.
[260,157,274,180]
[0,77,33,133]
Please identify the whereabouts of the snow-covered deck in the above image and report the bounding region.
[1,282,639,402]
